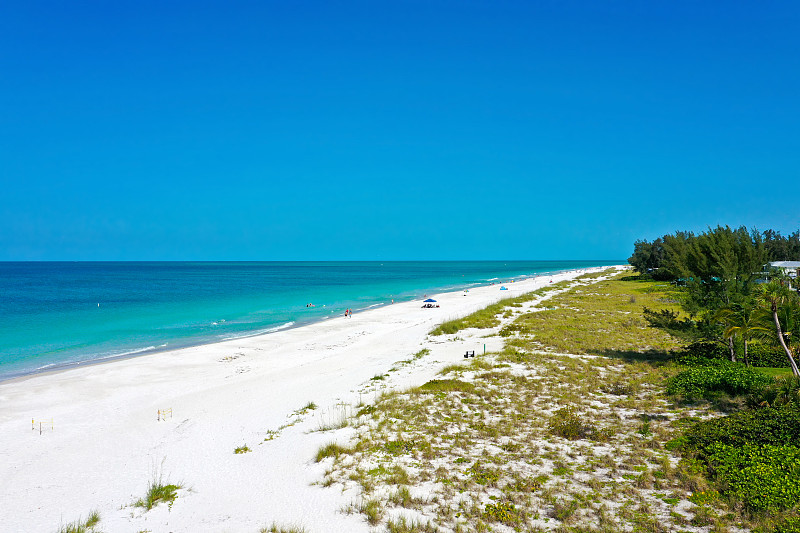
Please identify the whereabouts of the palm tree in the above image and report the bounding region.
[758,281,800,377]
[714,302,770,367]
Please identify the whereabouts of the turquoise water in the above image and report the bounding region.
[0,261,619,380]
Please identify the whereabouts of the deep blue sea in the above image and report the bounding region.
[0,261,619,380]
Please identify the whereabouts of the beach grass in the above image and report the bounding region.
[260,524,308,533]
[413,378,475,394]
[314,403,352,431]
[428,276,594,336]
[386,516,438,532]
[134,478,182,511]
[427,289,549,335]
[56,511,101,533]
[315,442,352,463]
[504,271,685,356]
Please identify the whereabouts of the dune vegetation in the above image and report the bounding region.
[314,268,800,532]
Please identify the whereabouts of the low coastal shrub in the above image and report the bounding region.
[467,462,501,486]
[672,340,729,367]
[384,439,415,455]
[682,405,800,458]
[547,407,602,441]
[707,443,800,512]
[749,376,800,408]
[483,501,522,526]
[749,343,791,368]
[234,444,251,454]
[643,306,695,335]
[666,362,772,398]
[768,517,800,533]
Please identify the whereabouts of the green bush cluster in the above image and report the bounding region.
[483,501,520,525]
[666,363,772,398]
[682,405,800,458]
[679,405,800,514]
[547,407,602,440]
[769,517,800,533]
[673,341,729,366]
[749,377,800,408]
[749,343,791,368]
[467,463,501,485]
[707,443,800,511]
[384,439,415,455]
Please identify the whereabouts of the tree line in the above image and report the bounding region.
[628,225,800,377]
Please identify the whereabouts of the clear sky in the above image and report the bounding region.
[1,1,798,261]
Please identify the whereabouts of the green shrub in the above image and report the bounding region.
[384,439,415,455]
[769,517,800,533]
[673,341,729,366]
[749,343,791,368]
[707,443,800,511]
[749,377,800,408]
[467,462,501,485]
[682,405,800,458]
[483,501,521,525]
[666,362,772,398]
[548,407,600,440]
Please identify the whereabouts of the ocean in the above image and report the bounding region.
[0,261,619,380]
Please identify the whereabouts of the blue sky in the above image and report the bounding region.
[1,1,798,260]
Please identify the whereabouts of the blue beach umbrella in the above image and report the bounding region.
[424,298,437,302]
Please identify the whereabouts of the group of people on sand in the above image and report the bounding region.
[344,308,352,318]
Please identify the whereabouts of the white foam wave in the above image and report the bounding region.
[219,321,295,340]
[97,345,161,360]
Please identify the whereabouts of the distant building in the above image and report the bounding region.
[768,261,800,279]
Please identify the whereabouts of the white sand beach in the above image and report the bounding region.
[0,267,614,533]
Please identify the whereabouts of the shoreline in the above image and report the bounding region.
[0,267,579,385]
[0,265,621,533]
